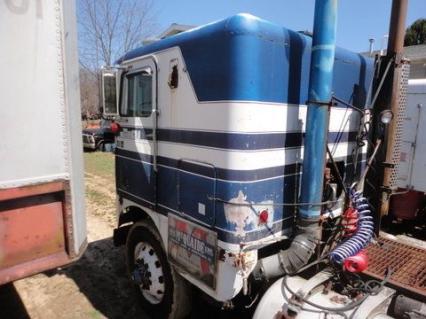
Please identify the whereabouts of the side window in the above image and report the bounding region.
[121,70,152,117]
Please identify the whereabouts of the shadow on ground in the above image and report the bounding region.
[1,237,253,319]
[0,283,30,319]
[63,238,251,319]
[61,237,148,319]
[63,237,253,318]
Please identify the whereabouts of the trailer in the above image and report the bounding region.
[391,78,426,221]
[0,0,86,284]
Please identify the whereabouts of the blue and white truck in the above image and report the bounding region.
[102,5,426,319]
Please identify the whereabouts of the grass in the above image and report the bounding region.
[86,188,108,204]
[88,310,103,319]
[84,152,115,180]
[84,151,116,222]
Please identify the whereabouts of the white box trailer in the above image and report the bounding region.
[0,0,86,284]
[391,78,426,220]
[398,79,426,192]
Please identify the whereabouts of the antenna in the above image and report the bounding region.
[369,38,375,56]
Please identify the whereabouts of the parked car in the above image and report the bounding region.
[82,119,117,151]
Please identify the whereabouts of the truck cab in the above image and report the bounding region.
[103,13,374,318]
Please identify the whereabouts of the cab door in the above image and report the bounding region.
[116,58,158,206]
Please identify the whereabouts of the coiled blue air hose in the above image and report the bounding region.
[329,189,374,264]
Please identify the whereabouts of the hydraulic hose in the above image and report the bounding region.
[329,189,374,264]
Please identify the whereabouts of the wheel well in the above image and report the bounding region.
[119,206,153,226]
[113,206,155,246]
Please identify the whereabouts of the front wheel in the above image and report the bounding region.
[126,220,191,319]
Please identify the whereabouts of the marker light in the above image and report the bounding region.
[380,110,394,124]
[259,209,269,224]
[110,122,121,134]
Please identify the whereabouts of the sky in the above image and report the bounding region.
[152,0,426,53]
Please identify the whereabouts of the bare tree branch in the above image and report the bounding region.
[76,0,158,115]
[77,0,157,69]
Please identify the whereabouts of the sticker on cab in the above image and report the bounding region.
[168,214,217,288]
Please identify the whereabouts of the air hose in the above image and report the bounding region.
[282,267,392,314]
[329,189,374,264]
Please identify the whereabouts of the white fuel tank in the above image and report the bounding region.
[253,275,395,319]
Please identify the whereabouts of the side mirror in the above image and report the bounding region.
[101,68,119,117]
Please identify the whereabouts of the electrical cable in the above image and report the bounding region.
[321,219,344,258]
[282,267,392,317]
[283,274,367,312]
[282,287,349,319]
[326,145,347,195]
[282,267,392,313]
[209,196,343,207]
[329,189,374,264]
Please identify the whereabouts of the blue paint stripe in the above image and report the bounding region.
[117,188,294,244]
[115,148,300,181]
[120,127,359,151]
[118,188,155,210]
[115,148,360,182]
[116,153,366,244]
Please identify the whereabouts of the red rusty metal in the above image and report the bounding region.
[0,252,70,285]
[0,181,64,201]
[0,181,71,285]
[365,237,426,296]
[62,181,77,258]
[0,201,66,269]
[390,189,425,220]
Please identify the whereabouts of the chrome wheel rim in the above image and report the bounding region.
[133,242,165,304]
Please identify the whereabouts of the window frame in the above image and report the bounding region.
[119,67,153,118]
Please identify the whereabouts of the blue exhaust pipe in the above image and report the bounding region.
[255,0,339,276]
[300,0,338,219]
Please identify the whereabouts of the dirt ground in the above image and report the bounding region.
[2,156,147,319]
[0,153,250,319]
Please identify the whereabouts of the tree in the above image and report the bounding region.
[78,0,157,70]
[79,69,99,118]
[77,0,157,116]
[404,19,426,46]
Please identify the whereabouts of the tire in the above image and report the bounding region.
[126,220,192,319]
